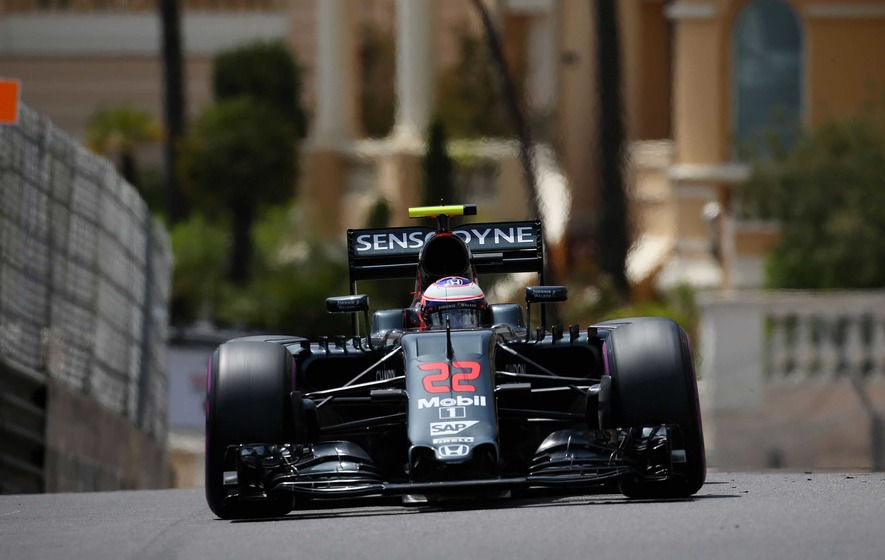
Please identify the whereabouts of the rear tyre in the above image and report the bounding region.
[205,341,294,519]
[605,318,706,499]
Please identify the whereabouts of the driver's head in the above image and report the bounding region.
[419,276,488,329]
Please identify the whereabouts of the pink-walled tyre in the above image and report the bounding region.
[205,341,293,519]
[605,317,706,499]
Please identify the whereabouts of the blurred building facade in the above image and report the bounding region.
[660,0,885,292]
[3,0,885,479]
[4,0,883,291]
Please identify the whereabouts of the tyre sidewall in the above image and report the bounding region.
[205,341,293,518]
[606,317,706,497]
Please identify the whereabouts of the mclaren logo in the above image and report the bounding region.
[437,444,470,458]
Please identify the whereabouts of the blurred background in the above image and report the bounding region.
[1,0,883,492]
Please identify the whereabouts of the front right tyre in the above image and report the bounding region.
[205,341,294,519]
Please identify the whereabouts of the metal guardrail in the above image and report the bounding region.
[0,103,172,493]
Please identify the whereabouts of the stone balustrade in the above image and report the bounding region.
[698,291,885,470]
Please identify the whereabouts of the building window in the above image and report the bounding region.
[732,0,802,159]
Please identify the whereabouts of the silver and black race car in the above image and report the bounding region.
[205,204,706,519]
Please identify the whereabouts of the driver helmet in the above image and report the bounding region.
[419,276,488,329]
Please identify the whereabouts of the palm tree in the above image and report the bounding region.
[595,0,630,299]
[422,118,456,207]
[177,98,297,285]
[469,0,540,221]
[85,104,162,191]
[160,0,188,224]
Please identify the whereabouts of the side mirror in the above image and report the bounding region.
[525,286,568,303]
[326,294,369,313]
[326,295,373,349]
[524,286,567,342]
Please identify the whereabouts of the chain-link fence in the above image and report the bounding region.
[0,104,172,445]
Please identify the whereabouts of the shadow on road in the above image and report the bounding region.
[228,485,741,524]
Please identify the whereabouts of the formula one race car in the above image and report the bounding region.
[205,204,706,519]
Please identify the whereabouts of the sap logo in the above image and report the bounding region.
[437,445,469,458]
[432,437,475,444]
[429,421,479,435]
[418,396,487,409]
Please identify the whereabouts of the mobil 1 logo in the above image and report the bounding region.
[439,406,466,420]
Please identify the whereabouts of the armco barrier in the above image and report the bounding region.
[0,103,172,492]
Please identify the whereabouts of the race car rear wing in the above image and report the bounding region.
[346,220,544,290]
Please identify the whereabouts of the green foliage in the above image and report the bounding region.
[86,104,162,155]
[179,40,306,284]
[169,214,229,324]
[212,40,307,138]
[214,246,352,336]
[740,101,885,289]
[435,26,516,138]
[177,97,297,212]
[169,204,345,334]
[365,197,391,229]
[562,281,699,344]
[169,40,351,329]
[138,166,167,216]
[85,104,162,191]
[422,119,456,206]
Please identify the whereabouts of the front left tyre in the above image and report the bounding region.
[604,317,706,499]
[205,341,294,519]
